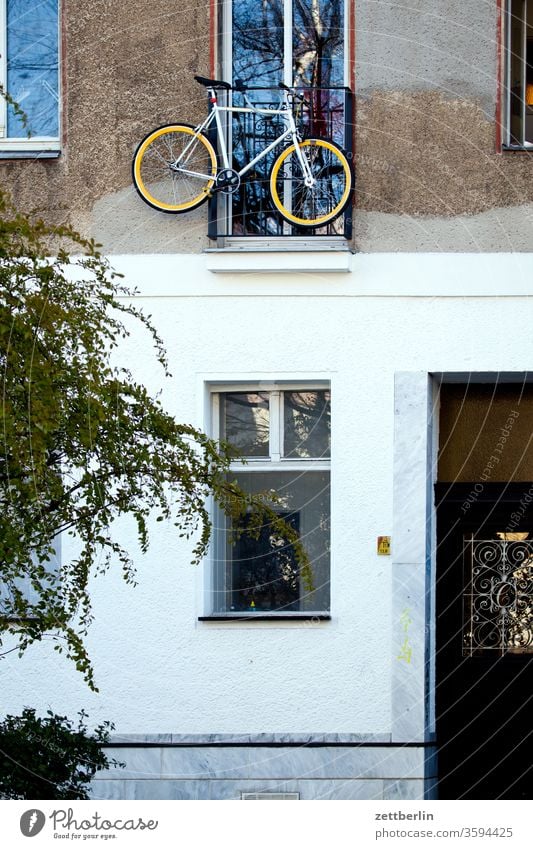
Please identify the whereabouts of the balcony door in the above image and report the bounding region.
[219,0,348,235]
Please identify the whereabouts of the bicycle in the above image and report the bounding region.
[132,75,353,228]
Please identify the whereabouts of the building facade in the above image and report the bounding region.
[2,1,533,800]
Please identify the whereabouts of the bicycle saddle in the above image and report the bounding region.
[194,75,231,90]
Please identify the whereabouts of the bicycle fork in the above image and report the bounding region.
[292,135,315,187]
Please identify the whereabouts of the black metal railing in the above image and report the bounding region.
[208,86,354,240]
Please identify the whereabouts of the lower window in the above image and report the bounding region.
[210,384,331,615]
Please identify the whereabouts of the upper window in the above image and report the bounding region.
[0,0,60,152]
[210,385,331,615]
[229,0,346,90]
[504,0,533,148]
[216,1,351,238]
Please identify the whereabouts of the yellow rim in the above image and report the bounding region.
[134,126,217,212]
[270,139,351,226]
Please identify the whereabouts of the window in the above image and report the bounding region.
[0,0,60,153]
[215,0,351,237]
[209,385,331,615]
[504,0,533,148]
[0,541,60,619]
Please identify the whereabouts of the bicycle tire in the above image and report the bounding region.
[132,124,217,213]
[269,138,352,228]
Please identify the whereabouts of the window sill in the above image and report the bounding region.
[0,149,61,160]
[199,613,331,621]
[501,145,533,152]
[204,248,352,274]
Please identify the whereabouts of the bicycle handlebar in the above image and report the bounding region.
[195,74,306,102]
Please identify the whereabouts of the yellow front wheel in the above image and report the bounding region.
[270,138,353,228]
[132,124,217,213]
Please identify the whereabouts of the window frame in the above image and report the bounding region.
[0,0,61,154]
[503,0,533,149]
[203,380,332,619]
[213,0,352,245]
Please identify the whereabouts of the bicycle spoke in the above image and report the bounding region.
[270,139,351,227]
[133,125,216,212]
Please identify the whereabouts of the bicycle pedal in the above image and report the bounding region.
[215,168,241,194]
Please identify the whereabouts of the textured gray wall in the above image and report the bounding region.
[3,2,532,252]
[356,1,498,113]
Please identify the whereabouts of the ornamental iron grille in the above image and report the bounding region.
[463,536,533,656]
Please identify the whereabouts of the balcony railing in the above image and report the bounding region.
[207,86,354,241]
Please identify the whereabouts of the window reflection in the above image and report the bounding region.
[230,1,346,235]
[221,393,270,457]
[232,1,344,88]
[293,0,344,89]
[6,0,59,138]
[232,0,284,87]
[228,470,330,612]
[283,390,331,458]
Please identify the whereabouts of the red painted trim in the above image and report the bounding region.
[350,0,356,164]
[209,0,217,77]
[350,0,356,95]
[495,0,504,153]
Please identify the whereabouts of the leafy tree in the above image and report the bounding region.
[0,189,311,689]
[0,708,123,799]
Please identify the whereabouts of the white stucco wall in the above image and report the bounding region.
[3,253,533,736]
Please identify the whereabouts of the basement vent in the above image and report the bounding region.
[241,792,300,800]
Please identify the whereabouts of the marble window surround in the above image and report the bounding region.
[390,372,439,802]
[391,372,437,745]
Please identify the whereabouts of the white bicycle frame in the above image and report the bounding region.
[174,87,315,187]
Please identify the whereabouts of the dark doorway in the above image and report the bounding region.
[436,483,533,799]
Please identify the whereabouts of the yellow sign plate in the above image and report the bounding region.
[377,536,391,555]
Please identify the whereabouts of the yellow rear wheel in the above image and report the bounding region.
[132,124,217,213]
[270,138,352,227]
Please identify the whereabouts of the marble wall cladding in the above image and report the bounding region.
[393,372,432,566]
[392,372,434,743]
[97,745,427,781]
[91,778,387,801]
[383,780,425,801]
[108,733,392,745]
[91,745,434,799]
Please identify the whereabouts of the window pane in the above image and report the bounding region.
[6,0,59,138]
[232,0,284,87]
[219,471,330,612]
[293,0,344,88]
[283,390,330,458]
[221,393,270,457]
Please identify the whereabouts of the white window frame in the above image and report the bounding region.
[503,0,533,148]
[206,380,331,617]
[0,0,61,153]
